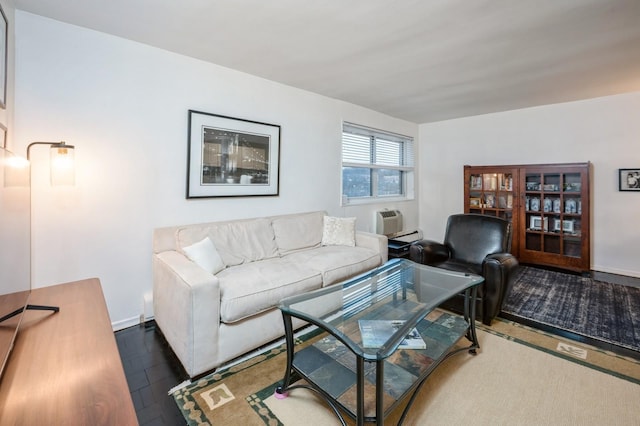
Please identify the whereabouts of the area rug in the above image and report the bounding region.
[171,319,640,425]
[502,266,640,352]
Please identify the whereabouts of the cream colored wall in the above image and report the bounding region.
[419,91,640,277]
[12,11,418,328]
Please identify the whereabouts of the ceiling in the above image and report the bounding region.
[13,0,640,124]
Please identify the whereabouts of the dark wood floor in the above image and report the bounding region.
[116,322,188,426]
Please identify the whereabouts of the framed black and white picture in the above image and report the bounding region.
[529,215,548,232]
[187,110,281,198]
[0,3,7,109]
[619,168,640,192]
[553,218,575,234]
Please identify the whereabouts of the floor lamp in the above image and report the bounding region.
[22,141,76,316]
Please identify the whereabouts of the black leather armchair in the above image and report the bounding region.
[409,214,519,325]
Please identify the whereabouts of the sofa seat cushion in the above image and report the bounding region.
[217,258,322,323]
[284,246,380,286]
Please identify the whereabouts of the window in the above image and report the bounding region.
[342,122,414,203]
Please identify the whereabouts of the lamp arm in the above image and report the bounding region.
[27,141,69,160]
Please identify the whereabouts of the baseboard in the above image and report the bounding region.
[111,316,141,331]
[591,265,640,281]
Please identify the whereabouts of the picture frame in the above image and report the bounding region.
[484,194,495,208]
[187,110,280,198]
[0,3,7,109]
[469,197,481,207]
[553,219,575,234]
[526,182,540,191]
[529,216,548,232]
[470,175,482,190]
[619,168,640,192]
[499,173,513,191]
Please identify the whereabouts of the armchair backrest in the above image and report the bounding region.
[444,214,512,265]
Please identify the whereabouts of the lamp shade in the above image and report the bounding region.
[1,149,29,187]
[49,142,75,186]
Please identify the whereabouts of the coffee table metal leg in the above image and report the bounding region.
[275,312,295,397]
[356,356,365,425]
[376,359,385,426]
[465,286,480,354]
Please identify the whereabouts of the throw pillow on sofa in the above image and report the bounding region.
[322,216,356,247]
[182,236,225,274]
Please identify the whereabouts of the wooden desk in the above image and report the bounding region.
[0,279,138,425]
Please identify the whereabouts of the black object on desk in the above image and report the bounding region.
[388,239,412,258]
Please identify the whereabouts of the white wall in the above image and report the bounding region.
[13,11,418,329]
[419,91,640,277]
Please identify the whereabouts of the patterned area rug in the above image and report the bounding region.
[502,266,640,352]
[171,319,640,425]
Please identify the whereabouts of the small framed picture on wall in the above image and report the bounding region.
[619,169,640,192]
[0,3,7,109]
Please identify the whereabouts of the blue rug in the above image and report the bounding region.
[502,266,640,353]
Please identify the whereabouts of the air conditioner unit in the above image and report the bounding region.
[375,209,403,236]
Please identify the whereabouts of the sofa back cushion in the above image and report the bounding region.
[321,216,356,247]
[271,211,324,255]
[177,218,279,266]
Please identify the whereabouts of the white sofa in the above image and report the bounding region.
[152,211,387,377]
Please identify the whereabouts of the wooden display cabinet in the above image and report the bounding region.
[464,163,590,273]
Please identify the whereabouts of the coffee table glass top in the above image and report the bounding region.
[279,258,483,360]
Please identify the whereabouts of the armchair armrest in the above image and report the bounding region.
[409,240,451,265]
[153,250,221,377]
[482,252,520,319]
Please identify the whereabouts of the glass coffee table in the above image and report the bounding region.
[275,258,484,426]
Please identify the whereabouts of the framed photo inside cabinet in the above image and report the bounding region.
[484,194,495,208]
[470,175,482,190]
[187,110,280,198]
[553,219,575,234]
[619,168,640,192]
[529,216,548,232]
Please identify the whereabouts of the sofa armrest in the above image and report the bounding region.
[355,231,388,263]
[153,250,221,377]
[409,240,451,265]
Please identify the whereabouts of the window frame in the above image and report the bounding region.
[341,122,415,205]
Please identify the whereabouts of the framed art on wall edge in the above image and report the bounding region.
[619,168,640,192]
[0,3,7,109]
[187,110,281,198]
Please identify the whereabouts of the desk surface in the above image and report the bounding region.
[0,278,138,425]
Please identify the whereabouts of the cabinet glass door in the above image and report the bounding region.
[524,171,582,258]
[468,172,514,222]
